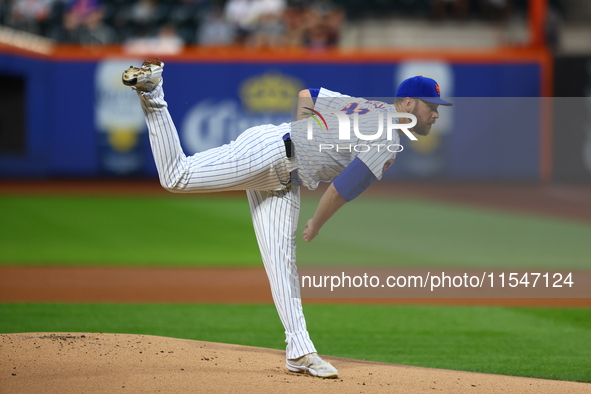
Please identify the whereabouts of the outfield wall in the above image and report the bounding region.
[0,47,548,180]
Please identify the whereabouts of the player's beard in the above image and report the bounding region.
[410,106,432,136]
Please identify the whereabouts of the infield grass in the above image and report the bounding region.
[1,303,590,383]
[1,195,590,269]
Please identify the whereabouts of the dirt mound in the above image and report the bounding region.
[1,333,589,393]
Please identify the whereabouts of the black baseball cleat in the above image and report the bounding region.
[122,58,164,92]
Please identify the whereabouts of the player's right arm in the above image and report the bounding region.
[296,89,319,121]
[303,182,346,242]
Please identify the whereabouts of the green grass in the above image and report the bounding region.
[1,303,590,383]
[297,197,591,269]
[0,196,260,266]
[1,195,590,269]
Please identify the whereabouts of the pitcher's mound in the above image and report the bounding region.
[1,333,588,393]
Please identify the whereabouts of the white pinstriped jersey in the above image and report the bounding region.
[290,88,401,190]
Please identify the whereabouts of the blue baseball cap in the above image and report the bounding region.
[395,76,453,106]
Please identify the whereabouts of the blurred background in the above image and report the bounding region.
[0,0,589,182]
[0,0,589,52]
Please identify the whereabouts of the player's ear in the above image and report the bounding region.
[403,97,415,111]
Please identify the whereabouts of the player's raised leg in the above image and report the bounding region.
[123,59,291,193]
[246,187,338,378]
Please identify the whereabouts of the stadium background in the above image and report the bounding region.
[1,0,591,388]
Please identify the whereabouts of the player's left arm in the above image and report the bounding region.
[303,158,377,242]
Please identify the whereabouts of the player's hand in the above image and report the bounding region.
[303,219,319,242]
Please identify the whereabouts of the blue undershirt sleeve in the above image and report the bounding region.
[308,88,320,103]
[333,157,377,202]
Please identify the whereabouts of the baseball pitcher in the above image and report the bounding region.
[122,58,451,378]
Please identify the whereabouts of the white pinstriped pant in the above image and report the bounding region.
[139,82,317,359]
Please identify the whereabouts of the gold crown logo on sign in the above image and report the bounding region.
[240,72,304,113]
